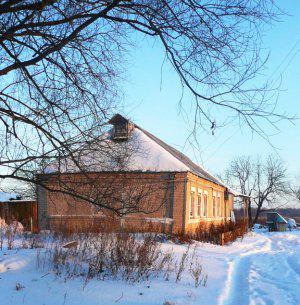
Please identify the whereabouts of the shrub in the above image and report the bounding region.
[21,233,45,249]
[38,232,208,287]
[175,245,190,282]
[40,232,174,283]
[4,221,24,250]
[171,220,247,246]
[193,220,247,245]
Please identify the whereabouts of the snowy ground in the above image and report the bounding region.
[0,231,299,305]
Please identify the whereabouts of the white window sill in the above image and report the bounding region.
[187,216,227,223]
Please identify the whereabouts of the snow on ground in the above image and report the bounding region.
[0,231,300,305]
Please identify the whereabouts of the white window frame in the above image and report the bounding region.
[190,187,196,219]
[197,189,202,217]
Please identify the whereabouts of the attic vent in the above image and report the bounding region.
[114,122,128,139]
[109,114,134,141]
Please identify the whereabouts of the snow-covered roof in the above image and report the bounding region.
[0,192,18,202]
[45,114,240,194]
[266,212,288,224]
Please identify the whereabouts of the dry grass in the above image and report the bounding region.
[0,220,24,250]
[38,232,172,283]
[0,220,208,288]
[33,231,208,287]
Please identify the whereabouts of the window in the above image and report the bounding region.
[212,195,216,217]
[226,200,230,217]
[226,194,232,217]
[216,196,221,217]
[190,192,195,219]
[197,193,202,217]
[203,193,208,217]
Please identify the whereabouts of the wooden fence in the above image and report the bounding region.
[0,200,38,233]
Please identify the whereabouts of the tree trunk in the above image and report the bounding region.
[253,201,263,224]
[248,199,252,228]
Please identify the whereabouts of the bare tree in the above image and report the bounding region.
[295,188,300,202]
[291,183,300,203]
[0,0,292,214]
[252,157,290,223]
[224,156,256,225]
[225,155,290,225]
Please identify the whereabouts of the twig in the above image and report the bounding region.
[115,292,124,303]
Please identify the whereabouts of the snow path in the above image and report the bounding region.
[0,232,299,305]
[220,232,300,305]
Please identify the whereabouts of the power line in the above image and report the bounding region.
[267,39,300,82]
[201,38,300,164]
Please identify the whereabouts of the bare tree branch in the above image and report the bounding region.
[224,155,290,225]
[0,0,293,215]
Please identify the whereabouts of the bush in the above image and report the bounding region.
[193,220,247,245]
[171,220,247,246]
[0,220,24,250]
[39,232,175,283]
[0,222,209,289]
[38,232,208,287]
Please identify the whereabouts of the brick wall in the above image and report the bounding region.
[38,171,187,233]
[37,171,234,234]
[184,173,234,233]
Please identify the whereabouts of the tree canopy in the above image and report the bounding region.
[0,0,291,213]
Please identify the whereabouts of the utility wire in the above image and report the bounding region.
[201,38,300,165]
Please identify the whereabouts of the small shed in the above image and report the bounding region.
[266,212,287,232]
[0,192,38,232]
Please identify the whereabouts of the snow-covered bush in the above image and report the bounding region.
[287,218,297,230]
[253,223,262,230]
[253,223,268,233]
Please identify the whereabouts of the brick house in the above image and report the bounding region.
[37,114,245,233]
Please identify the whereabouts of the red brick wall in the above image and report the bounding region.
[38,171,234,234]
[39,172,187,233]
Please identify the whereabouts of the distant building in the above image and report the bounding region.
[0,192,37,232]
[37,114,248,233]
[266,212,288,232]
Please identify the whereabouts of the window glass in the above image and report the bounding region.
[190,192,195,218]
[213,196,216,217]
[217,196,221,217]
[203,193,208,217]
[197,194,201,217]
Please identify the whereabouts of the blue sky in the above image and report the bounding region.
[122,0,300,181]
